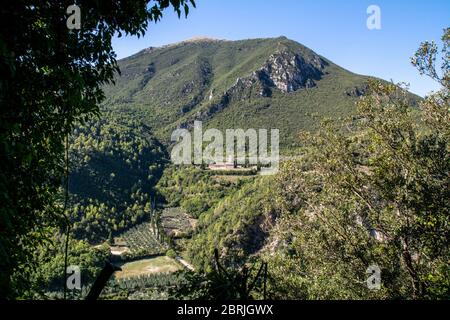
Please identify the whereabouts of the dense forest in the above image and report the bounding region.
[68,112,167,242]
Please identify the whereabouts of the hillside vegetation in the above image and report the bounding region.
[68,112,167,243]
[103,37,391,149]
[156,166,252,219]
[27,35,444,300]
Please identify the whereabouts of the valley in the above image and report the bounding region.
[3,0,447,304]
[29,36,441,301]
[65,36,408,298]
[78,37,382,294]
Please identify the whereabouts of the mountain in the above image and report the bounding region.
[45,36,434,300]
[103,36,376,149]
[71,36,419,244]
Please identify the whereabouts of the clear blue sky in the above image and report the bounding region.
[112,0,449,97]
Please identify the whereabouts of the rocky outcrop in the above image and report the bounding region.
[179,48,327,128]
[257,50,325,93]
[345,84,368,97]
[226,49,326,98]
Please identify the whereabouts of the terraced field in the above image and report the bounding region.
[161,207,196,237]
[113,222,167,258]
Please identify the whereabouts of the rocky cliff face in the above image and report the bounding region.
[231,48,327,98]
[182,48,327,127]
[258,49,326,93]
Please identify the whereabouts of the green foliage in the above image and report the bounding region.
[166,249,177,259]
[179,29,449,300]
[266,30,449,299]
[157,166,248,218]
[186,177,277,272]
[17,235,110,299]
[68,112,167,242]
[172,249,268,300]
[0,0,195,298]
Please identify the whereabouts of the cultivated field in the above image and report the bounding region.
[161,207,196,237]
[113,222,167,258]
[114,256,182,279]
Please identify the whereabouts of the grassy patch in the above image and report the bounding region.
[115,256,182,279]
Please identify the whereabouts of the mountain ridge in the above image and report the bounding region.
[103,36,414,149]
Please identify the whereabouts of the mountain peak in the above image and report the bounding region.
[183,36,224,43]
[164,36,225,49]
